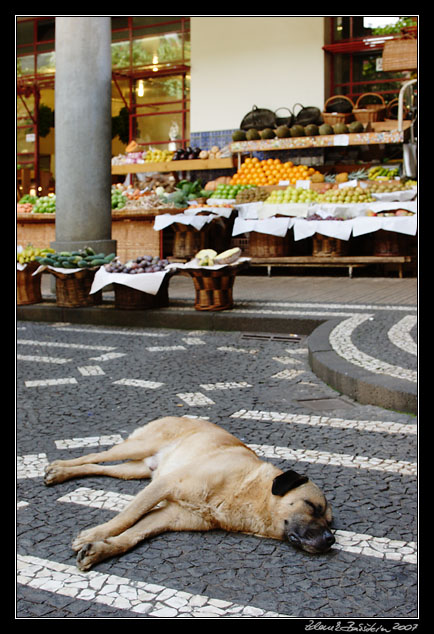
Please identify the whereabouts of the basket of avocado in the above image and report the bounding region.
[35,247,116,307]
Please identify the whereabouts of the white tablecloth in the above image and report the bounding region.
[233,214,417,241]
[90,266,172,295]
[153,213,216,231]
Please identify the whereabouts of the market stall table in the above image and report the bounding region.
[231,201,416,277]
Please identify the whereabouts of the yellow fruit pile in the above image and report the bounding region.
[144,149,174,163]
[17,245,55,264]
[230,157,321,186]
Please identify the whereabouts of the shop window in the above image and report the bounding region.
[132,74,190,149]
[325,16,417,102]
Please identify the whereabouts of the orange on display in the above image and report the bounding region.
[230,157,320,186]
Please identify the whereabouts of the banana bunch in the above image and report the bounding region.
[368,166,400,180]
[17,245,55,265]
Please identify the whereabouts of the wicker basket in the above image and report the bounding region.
[322,95,354,125]
[353,93,386,123]
[17,261,42,305]
[172,223,207,259]
[382,37,417,71]
[113,276,170,310]
[373,230,403,256]
[186,262,248,311]
[312,234,349,257]
[51,268,102,308]
[249,232,290,258]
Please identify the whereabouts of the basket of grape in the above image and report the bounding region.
[103,255,173,310]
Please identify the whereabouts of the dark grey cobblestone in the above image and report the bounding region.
[16,320,418,620]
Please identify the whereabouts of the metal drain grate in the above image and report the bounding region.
[296,397,354,411]
[240,333,301,343]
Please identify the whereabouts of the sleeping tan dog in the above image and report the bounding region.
[44,416,335,571]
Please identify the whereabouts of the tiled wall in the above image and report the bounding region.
[190,130,235,151]
[190,129,325,166]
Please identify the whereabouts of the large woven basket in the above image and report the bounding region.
[312,234,349,257]
[186,262,248,311]
[382,37,417,71]
[51,268,102,308]
[249,232,290,257]
[113,275,171,310]
[322,95,354,125]
[17,261,42,305]
[172,223,208,259]
[373,230,403,256]
[353,93,386,123]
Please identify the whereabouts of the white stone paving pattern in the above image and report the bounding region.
[17,554,287,618]
[17,323,417,617]
[328,314,417,383]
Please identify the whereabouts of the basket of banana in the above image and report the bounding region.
[16,245,53,305]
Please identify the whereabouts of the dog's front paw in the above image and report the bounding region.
[44,462,66,486]
[72,528,99,552]
[76,541,109,571]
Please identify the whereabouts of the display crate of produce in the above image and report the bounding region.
[312,233,349,257]
[17,261,42,305]
[186,262,248,311]
[50,268,102,308]
[113,280,170,310]
[248,231,290,258]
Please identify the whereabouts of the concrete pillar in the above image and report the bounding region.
[52,16,116,255]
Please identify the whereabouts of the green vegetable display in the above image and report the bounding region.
[35,246,116,269]
[32,195,56,214]
[209,184,255,199]
[111,188,127,209]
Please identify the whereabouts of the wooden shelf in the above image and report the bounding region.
[230,122,412,153]
[249,255,412,278]
[111,157,235,175]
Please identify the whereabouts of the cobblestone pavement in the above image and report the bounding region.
[16,317,417,620]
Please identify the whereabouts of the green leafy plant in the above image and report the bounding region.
[38,104,54,138]
[112,107,130,144]
[371,17,417,35]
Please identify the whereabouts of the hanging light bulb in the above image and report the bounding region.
[136,79,145,97]
[152,54,159,72]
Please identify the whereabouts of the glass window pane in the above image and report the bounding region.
[135,112,188,148]
[111,41,130,69]
[17,19,34,45]
[37,18,55,42]
[131,33,186,68]
[37,51,55,75]
[17,54,34,76]
[135,75,188,104]
[17,126,35,156]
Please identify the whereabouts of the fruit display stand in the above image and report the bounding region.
[17,209,179,264]
[232,200,416,277]
[230,122,413,158]
[153,208,235,261]
[112,157,235,175]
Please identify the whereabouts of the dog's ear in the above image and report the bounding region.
[272,470,309,496]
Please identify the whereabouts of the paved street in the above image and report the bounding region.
[17,304,417,619]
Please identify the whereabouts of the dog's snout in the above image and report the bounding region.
[322,529,335,549]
